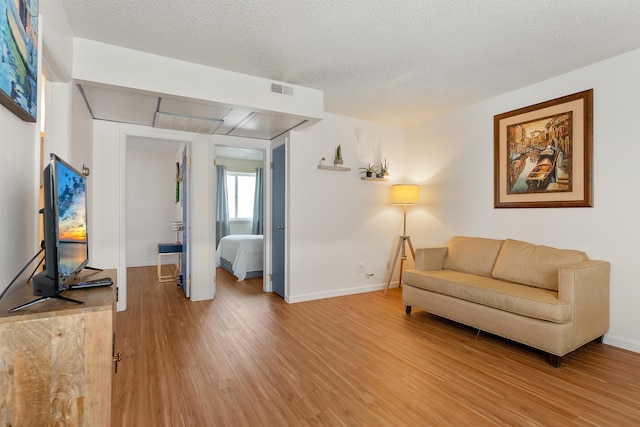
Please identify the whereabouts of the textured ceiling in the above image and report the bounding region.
[62,0,640,127]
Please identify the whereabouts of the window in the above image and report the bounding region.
[226,171,255,219]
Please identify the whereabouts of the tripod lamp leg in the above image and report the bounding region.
[385,237,404,296]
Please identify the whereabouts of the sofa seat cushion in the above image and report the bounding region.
[492,239,588,291]
[443,236,504,277]
[402,269,571,323]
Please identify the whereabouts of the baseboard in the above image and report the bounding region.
[126,261,176,268]
[126,262,156,268]
[287,281,395,303]
[603,335,640,354]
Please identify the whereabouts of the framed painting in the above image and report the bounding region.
[0,0,39,122]
[494,89,593,208]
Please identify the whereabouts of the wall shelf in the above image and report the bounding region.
[361,176,389,181]
[318,165,351,172]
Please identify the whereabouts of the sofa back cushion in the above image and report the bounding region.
[492,239,588,290]
[443,236,504,277]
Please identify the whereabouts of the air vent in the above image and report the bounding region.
[153,112,223,134]
[271,83,294,96]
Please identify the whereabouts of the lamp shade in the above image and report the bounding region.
[391,184,419,205]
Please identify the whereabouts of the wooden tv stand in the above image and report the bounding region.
[0,269,117,426]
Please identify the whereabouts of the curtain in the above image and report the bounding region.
[215,165,230,248]
[252,168,264,235]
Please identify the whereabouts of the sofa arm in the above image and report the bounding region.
[414,247,448,271]
[558,260,610,340]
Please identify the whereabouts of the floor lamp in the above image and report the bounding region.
[385,184,419,295]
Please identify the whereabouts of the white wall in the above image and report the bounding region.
[39,0,74,82]
[89,121,122,273]
[287,113,405,302]
[69,84,93,172]
[186,133,215,301]
[0,109,39,296]
[126,147,179,267]
[404,49,640,353]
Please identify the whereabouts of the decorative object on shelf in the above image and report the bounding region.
[385,184,420,295]
[359,163,378,177]
[380,158,389,176]
[334,145,343,165]
[172,221,184,244]
[494,89,593,208]
[318,157,326,167]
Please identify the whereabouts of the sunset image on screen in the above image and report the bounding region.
[57,162,87,243]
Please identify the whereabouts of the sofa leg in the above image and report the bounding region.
[593,335,604,344]
[549,354,562,368]
[405,305,412,315]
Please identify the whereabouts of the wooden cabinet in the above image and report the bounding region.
[0,269,117,426]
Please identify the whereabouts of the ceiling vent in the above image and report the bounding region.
[153,111,224,134]
[271,82,294,96]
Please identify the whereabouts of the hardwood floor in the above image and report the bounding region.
[113,266,640,426]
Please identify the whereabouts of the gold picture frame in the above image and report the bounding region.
[494,89,593,208]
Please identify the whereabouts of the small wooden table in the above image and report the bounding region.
[158,243,182,283]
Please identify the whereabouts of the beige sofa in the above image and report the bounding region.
[402,236,610,366]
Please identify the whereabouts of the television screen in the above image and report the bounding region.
[55,158,89,284]
[33,154,89,297]
[5,154,91,310]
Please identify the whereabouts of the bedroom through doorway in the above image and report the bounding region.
[214,145,266,291]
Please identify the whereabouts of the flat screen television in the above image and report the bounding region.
[32,154,89,297]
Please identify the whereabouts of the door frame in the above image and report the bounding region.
[117,130,195,311]
[180,144,190,298]
[212,136,271,294]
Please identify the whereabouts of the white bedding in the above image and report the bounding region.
[215,235,263,281]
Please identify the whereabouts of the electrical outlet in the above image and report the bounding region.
[358,262,365,273]
[386,261,391,270]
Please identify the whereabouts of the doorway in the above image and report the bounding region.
[118,132,193,311]
[213,144,267,291]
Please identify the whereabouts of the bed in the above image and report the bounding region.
[215,235,264,281]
